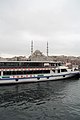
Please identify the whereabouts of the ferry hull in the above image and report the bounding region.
[0,72,79,85]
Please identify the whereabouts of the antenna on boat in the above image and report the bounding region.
[31,40,33,55]
[47,41,48,57]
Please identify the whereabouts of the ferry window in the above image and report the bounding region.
[52,70,55,73]
[61,69,67,72]
[3,71,12,75]
[58,69,60,73]
[0,62,5,67]
[3,71,7,75]
[50,63,55,67]
[12,71,18,75]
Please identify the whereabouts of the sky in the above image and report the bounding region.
[0,0,80,57]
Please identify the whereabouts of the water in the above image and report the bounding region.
[0,79,80,120]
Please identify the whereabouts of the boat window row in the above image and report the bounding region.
[52,69,67,73]
[0,62,44,68]
[0,62,62,68]
[3,70,50,75]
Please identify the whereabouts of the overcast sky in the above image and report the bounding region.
[0,0,80,57]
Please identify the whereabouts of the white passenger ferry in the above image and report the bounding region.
[0,61,79,85]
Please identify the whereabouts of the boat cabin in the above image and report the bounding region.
[0,61,63,77]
